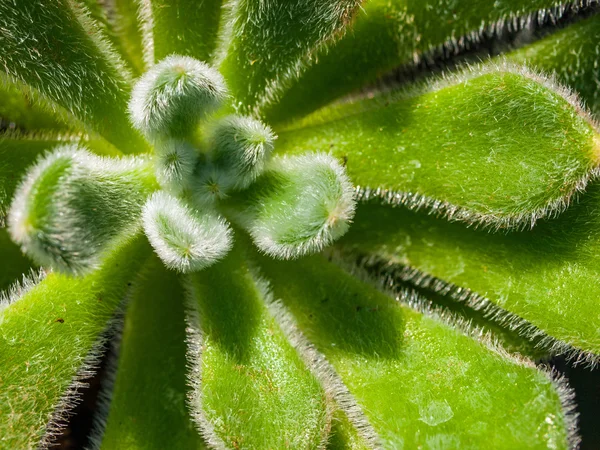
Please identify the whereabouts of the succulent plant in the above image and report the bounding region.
[1,1,600,449]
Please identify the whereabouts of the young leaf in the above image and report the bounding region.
[129,55,228,140]
[509,13,600,118]
[141,0,222,63]
[0,0,149,152]
[233,153,356,259]
[275,67,600,229]
[218,0,362,114]
[0,236,150,449]
[0,132,74,225]
[184,247,331,449]
[340,179,600,361]
[8,145,157,273]
[94,257,207,450]
[257,254,576,449]
[209,115,276,190]
[153,139,198,194]
[142,191,232,273]
[266,0,584,123]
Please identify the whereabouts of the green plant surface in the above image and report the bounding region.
[258,253,572,449]
[355,256,547,359]
[341,179,600,360]
[327,409,370,450]
[0,236,149,449]
[0,133,71,224]
[185,246,330,449]
[2,1,600,448]
[0,229,33,292]
[8,148,158,273]
[143,0,222,63]
[80,0,146,76]
[265,0,573,123]
[0,0,149,152]
[508,13,600,118]
[218,0,362,113]
[0,81,70,132]
[275,68,600,228]
[99,257,207,450]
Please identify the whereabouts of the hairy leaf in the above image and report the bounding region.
[81,0,146,75]
[0,229,34,293]
[341,179,600,361]
[185,246,330,449]
[276,67,600,229]
[509,13,600,118]
[97,257,207,449]
[218,0,362,114]
[0,132,79,225]
[258,254,574,449]
[8,146,157,273]
[0,236,149,449]
[143,0,222,63]
[0,0,149,152]
[234,153,356,259]
[327,409,370,450]
[266,0,584,123]
[0,80,72,132]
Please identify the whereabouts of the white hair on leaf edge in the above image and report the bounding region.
[128,55,228,139]
[7,144,154,273]
[142,191,232,273]
[209,114,276,190]
[330,252,581,450]
[249,152,356,259]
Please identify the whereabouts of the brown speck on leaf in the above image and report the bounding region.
[55,318,65,323]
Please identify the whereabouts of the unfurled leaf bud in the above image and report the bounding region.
[129,55,228,139]
[8,145,157,273]
[210,115,276,190]
[154,139,198,194]
[142,191,232,273]
[245,153,356,259]
[191,166,235,207]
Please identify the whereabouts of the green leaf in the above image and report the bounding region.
[80,0,146,75]
[8,146,158,273]
[327,409,370,450]
[0,0,149,153]
[509,13,600,118]
[276,67,600,229]
[0,236,150,449]
[265,0,580,123]
[345,252,547,359]
[0,79,72,132]
[257,254,575,449]
[185,246,330,448]
[0,132,76,225]
[218,0,362,113]
[142,0,223,63]
[341,178,600,361]
[97,257,207,449]
[0,228,35,293]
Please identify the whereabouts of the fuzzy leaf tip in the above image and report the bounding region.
[210,115,276,190]
[129,55,228,139]
[7,145,155,273]
[142,191,232,273]
[248,153,356,259]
